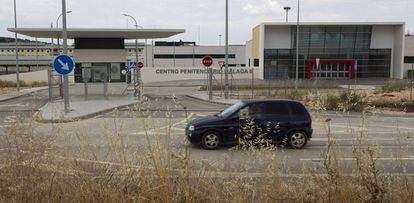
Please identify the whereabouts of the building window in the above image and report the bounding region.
[154,54,236,59]
[254,59,259,67]
[404,56,414,63]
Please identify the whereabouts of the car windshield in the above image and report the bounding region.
[218,101,245,118]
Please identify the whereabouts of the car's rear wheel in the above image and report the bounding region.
[201,131,221,150]
[288,131,307,149]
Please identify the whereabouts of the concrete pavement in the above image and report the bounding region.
[1,86,414,178]
[37,95,138,122]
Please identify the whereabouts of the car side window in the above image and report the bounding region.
[262,102,290,118]
[289,103,306,117]
[239,103,262,119]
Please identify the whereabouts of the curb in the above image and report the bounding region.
[35,101,140,124]
[185,95,235,106]
[186,95,414,118]
[0,87,49,102]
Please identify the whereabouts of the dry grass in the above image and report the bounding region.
[200,80,339,91]
[0,80,48,89]
[0,100,413,202]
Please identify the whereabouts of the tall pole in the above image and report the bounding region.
[56,11,72,55]
[284,7,291,23]
[56,14,61,56]
[219,34,222,46]
[411,63,413,101]
[13,0,20,92]
[295,0,300,90]
[224,0,229,99]
[62,0,70,113]
[123,14,141,100]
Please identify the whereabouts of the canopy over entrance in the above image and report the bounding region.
[7,28,185,39]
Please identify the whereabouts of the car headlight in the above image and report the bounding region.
[188,125,195,131]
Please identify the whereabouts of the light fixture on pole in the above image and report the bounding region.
[13,0,20,91]
[123,13,142,100]
[283,6,291,23]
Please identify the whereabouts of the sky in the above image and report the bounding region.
[0,0,413,45]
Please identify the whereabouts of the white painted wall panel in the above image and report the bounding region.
[264,25,291,49]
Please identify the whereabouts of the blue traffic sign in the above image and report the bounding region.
[125,66,130,74]
[54,55,74,75]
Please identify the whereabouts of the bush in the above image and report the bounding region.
[0,80,46,88]
[339,91,367,112]
[325,94,340,111]
[30,81,48,87]
[379,80,410,93]
[0,80,16,88]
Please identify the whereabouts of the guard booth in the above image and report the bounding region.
[7,28,185,96]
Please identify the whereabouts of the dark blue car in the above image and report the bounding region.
[186,99,313,150]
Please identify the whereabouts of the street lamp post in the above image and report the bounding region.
[123,14,141,100]
[219,34,222,46]
[56,11,72,54]
[56,11,72,98]
[284,6,291,23]
[61,0,70,113]
[13,0,20,91]
[295,0,300,90]
[224,0,229,99]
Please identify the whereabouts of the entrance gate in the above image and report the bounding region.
[307,59,355,80]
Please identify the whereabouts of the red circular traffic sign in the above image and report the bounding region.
[137,62,144,69]
[202,56,213,67]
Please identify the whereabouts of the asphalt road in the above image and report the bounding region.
[0,89,413,177]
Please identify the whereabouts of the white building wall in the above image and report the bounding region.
[259,24,265,79]
[74,49,126,63]
[393,24,405,79]
[371,25,395,49]
[245,40,252,67]
[264,25,292,49]
[135,45,245,68]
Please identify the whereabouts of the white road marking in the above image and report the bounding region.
[0,104,27,108]
[311,138,396,142]
[130,113,194,136]
[301,157,414,161]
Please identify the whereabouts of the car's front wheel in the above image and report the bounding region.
[288,131,308,149]
[201,131,221,150]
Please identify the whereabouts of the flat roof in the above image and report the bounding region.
[259,21,405,26]
[7,28,185,39]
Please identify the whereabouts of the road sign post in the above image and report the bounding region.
[54,54,74,112]
[219,61,225,94]
[61,0,70,113]
[355,59,358,86]
[203,56,213,101]
[135,62,144,99]
[411,64,414,101]
[315,57,320,95]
